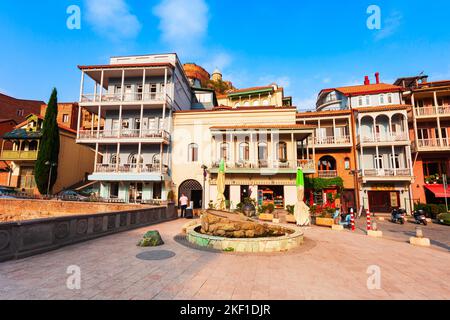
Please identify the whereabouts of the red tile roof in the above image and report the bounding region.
[174,106,296,113]
[320,83,403,97]
[297,109,352,118]
[78,63,174,70]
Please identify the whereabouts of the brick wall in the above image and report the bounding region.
[0,93,43,123]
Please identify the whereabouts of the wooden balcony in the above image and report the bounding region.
[308,135,351,148]
[78,129,170,144]
[415,105,450,117]
[358,132,409,145]
[95,164,168,174]
[0,150,38,161]
[359,168,412,182]
[209,159,316,174]
[413,138,450,151]
[318,170,338,178]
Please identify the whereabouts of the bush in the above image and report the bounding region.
[437,213,450,225]
[236,202,243,213]
[258,205,268,214]
[414,203,447,219]
[286,205,295,215]
[266,203,275,214]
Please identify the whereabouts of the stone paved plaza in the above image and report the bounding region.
[0,219,449,300]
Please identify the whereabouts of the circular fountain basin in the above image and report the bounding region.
[185,223,304,253]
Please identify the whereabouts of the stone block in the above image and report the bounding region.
[367,230,383,238]
[409,237,431,247]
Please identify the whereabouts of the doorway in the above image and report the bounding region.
[178,179,203,209]
[368,191,399,213]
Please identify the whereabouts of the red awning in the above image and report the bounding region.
[424,185,450,198]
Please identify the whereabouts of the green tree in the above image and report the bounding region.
[35,88,60,195]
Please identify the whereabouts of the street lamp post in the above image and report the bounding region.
[201,165,208,210]
[45,161,57,196]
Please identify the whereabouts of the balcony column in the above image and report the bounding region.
[77,104,82,139]
[116,143,121,172]
[291,133,296,167]
[211,135,215,166]
[159,143,164,173]
[388,116,392,141]
[411,93,419,149]
[162,68,168,124]
[118,105,123,139]
[406,145,414,176]
[140,104,144,138]
[360,146,365,176]
[270,131,274,166]
[121,69,125,101]
[142,69,146,101]
[94,143,99,172]
[79,71,85,102]
[391,145,396,176]
[93,82,97,102]
[97,105,102,139]
[318,119,321,142]
[375,146,380,175]
[437,117,443,146]
[332,118,336,143]
[138,143,142,173]
[91,113,94,136]
[250,133,254,166]
[99,70,104,101]
[18,140,23,158]
[312,131,316,166]
[434,91,439,114]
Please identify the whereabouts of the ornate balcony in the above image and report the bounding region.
[78,129,170,144]
[95,164,168,174]
[80,92,167,104]
[209,159,316,174]
[318,170,338,178]
[308,135,351,147]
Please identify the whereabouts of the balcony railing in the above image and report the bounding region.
[78,129,170,141]
[0,150,38,161]
[360,168,411,177]
[359,132,409,143]
[210,159,315,171]
[415,105,450,117]
[318,170,338,178]
[95,164,168,174]
[417,138,450,148]
[81,92,166,103]
[309,135,351,145]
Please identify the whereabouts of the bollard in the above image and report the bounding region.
[351,211,355,231]
[366,209,372,231]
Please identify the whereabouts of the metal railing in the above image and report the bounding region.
[210,159,315,170]
[309,135,351,145]
[78,129,170,140]
[81,92,166,103]
[95,164,169,174]
[360,168,411,177]
[318,170,338,178]
[360,132,409,143]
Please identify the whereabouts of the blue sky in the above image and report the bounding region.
[1,0,450,109]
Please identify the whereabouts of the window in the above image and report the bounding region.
[128,154,143,166]
[380,94,385,105]
[253,101,260,107]
[122,120,129,129]
[243,101,250,107]
[374,155,384,169]
[17,109,25,117]
[390,154,400,169]
[152,154,161,165]
[110,154,119,165]
[358,97,363,106]
[387,94,393,104]
[277,142,287,161]
[365,96,370,105]
[258,143,268,161]
[239,142,250,162]
[235,103,241,108]
[134,118,141,130]
[188,143,199,162]
[318,156,336,171]
[219,143,229,160]
[417,100,424,108]
[62,114,69,123]
[328,92,337,101]
[344,157,351,170]
[418,128,429,140]
[262,100,269,106]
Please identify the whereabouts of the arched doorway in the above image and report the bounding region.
[178,179,203,209]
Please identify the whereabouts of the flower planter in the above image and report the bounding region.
[286,215,297,224]
[315,217,334,228]
[259,213,274,222]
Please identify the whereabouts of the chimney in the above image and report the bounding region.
[375,72,380,84]
[364,76,370,85]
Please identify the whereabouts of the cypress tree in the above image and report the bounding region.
[35,88,60,195]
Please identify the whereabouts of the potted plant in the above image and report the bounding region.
[242,197,257,217]
[258,205,273,221]
[315,207,335,227]
[285,205,296,223]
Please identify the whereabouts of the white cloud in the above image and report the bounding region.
[153,0,209,56]
[203,52,233,73]
[374,11,402,41]
[295,94,317,111]
[258,75,291,88]
[85,0,142,40]
[322,77,331,84]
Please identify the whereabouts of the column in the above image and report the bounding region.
[97,105,102,138]
[140,104,144,137]
[437,117,443,146]
[291,132,296,167]
[160,143,164,173]
[411,93,419,148]
[142,69,146,101]
[360,145,365,175]
[120,69,125,101]
[116,143,121,172]
[77,105,82,139]
[391,145,396,176]
[137,143,142,172]
[434,91,439,114]
[94,143,99,172]
[118,104,123,138]
[162,68,168,123]
[79,71,85,102]
[332,118,336,143]
[99,70,104,102]
[375,146,380,176]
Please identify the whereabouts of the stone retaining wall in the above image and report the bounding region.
[0,204,177,262]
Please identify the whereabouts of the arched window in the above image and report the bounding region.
[258,143,268,161]
[387,93,393,104]
[277,142,288,161]
[253,101,259,107]
[243,101,250,107]
[262,99,269,106]
[188,143,199,162]
[358,96,363,106]
[380,94,385,105]
[318,156,336,171]
[344,157,351,170]
[235,103,241,108]
[128,154,143,166]
[365,95,370,105]
[219,142,229,160]
[239,142,250,162]
[152,154,161,165]
[110,154,119,165]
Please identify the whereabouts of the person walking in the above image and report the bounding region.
[179,193,189,218]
